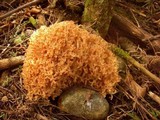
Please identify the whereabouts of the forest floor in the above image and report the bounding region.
[0,0,160,120]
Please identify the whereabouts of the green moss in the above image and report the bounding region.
[149,109,160,119]
[111,45,130,59]
[82,0,116,38]
[128,112,141,120]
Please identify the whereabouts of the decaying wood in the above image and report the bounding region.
[112,13,152,41]
[111,13,160,54]
[0,56,24,70]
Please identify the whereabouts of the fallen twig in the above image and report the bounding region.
[148,91,160,105]
[115,37,160,75]
[0,0,42,21]
[0,56,24,70]
[110,45,160,84]
[0,86,13,93]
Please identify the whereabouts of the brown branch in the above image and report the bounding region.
[0,56,24,70]
[0,0,42,21]
[148,91,160,105]
[110,45,160,84]
[110,13,160,54]
[0,86,13,93]
[112,13,152,41]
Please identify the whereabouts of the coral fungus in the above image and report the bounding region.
[22,21,120,100]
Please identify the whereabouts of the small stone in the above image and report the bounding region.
[1,96,8,102]
[58,86,109,120]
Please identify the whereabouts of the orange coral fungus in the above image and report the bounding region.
[22,21,120,100]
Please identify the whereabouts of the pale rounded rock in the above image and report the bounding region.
[58,86,109,120]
